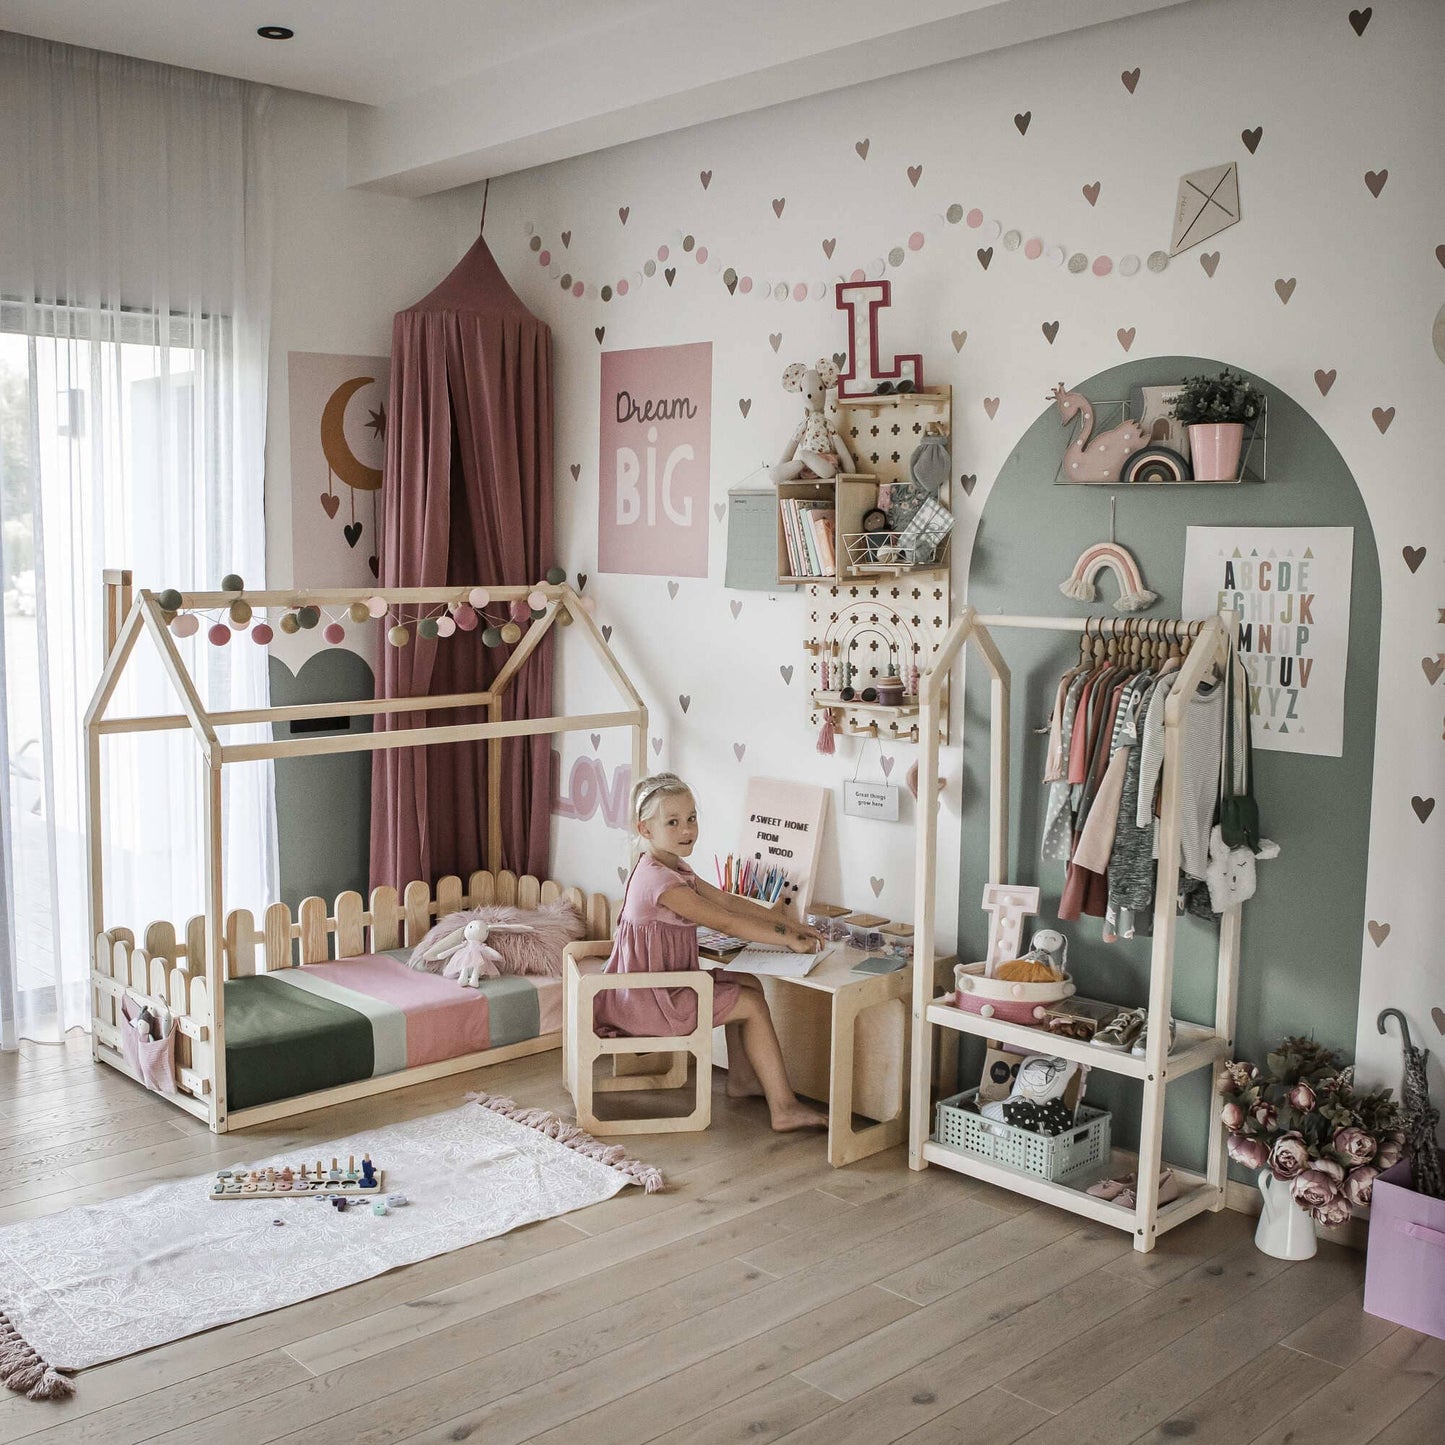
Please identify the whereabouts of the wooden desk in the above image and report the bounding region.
[716,947,958,1167]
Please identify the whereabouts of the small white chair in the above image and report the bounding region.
[562,942,713,1135]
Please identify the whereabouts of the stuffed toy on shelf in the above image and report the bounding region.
[770,358,857,481]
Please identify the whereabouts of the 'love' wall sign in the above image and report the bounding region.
[598,342,712,577]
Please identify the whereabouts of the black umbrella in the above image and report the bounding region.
[1379,1009,1443,1199]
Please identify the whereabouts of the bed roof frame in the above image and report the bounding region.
[84,569,647,1128]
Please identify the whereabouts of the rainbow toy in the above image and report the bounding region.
[1059,541,1158,613]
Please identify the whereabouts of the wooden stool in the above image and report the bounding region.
[563,946,713,1135]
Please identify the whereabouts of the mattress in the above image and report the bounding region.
[223,950,562,1111]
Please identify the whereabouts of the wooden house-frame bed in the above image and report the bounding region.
[85,571,643,1132]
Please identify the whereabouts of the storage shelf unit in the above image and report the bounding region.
[908,606,1243,1253]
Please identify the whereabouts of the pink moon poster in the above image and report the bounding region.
[597,342,712,577]
[287,351,389,590]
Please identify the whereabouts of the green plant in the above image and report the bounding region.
[1170,368,1264,426]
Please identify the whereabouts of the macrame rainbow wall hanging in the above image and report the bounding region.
[1059,540,1158,612]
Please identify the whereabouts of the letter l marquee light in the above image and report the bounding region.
[834,280,924,400]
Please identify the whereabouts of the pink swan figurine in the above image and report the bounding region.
[1049,382,1151,483]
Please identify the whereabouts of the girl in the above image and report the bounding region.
[594,772,828,1132]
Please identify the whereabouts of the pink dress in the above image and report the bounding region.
[593,854,741,1037]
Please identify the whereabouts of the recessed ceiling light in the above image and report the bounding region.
[256,26,294,41]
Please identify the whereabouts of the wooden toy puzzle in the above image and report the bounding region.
[208,1153,384,1200]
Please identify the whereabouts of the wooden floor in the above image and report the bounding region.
[1,1036,1442,1445]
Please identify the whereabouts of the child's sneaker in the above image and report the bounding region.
[1131,1015,1177,1058]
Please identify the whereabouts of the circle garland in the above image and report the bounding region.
[522,209,1173,305]
[155,574,595,651]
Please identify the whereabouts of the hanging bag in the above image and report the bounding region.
[1218,644,1260,850]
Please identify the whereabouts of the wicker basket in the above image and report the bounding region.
[934,1088,1111,1183]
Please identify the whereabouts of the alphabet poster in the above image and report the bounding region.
[1182,526,1354,757]
[598,342,712,576]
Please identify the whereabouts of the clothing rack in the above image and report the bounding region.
[908,606,1241,1253]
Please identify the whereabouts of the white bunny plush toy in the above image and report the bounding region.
[769,359,856,481]
[1205,826,1280,912]
[424,919,534,988]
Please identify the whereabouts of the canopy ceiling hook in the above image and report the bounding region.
[479,177,490,236]
[1378,1007,1414,1054]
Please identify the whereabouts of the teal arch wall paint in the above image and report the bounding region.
[957,357,1380,1176]
[268,650,374,913]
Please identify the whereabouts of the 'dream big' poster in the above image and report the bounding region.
[1182,526,1354,757]
[598,342,712,577]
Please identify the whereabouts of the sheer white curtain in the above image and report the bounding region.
[0,34,277,1047]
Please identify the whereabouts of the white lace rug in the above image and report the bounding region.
[0,1094,661,1400]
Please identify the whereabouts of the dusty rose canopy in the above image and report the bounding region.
[369,234,554,890]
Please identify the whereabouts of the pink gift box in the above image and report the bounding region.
[1363,1152,1445,1341]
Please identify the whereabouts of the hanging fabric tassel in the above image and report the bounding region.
[816,711,837,754]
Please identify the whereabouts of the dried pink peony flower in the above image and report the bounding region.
[1228,1133,1270,1171]
[1376,1138,1403,1170]
[1292,1168,1340,1212]
[1313,1157,1345,1184]
[1332,1126,1376,1166]
[1287,1081,1316,1111]
[1221,1101,1246,1130]
[1218,1061,1256,1095]
[1251,1101,1279,1130]
[1317,1194,1352,1228]
[1343,1165,1380,1207]
[1270,1132,1311,1181]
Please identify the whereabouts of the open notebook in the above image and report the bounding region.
[720,943,838,979]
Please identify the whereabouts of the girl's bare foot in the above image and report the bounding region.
[770,1101,829,1132]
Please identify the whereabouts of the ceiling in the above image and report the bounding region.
[0,0,1194,196]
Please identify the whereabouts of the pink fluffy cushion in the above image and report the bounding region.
[407,900,585,978]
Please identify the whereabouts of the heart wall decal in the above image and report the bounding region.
[1412,795,1436,824]
[1082,181,1100,207]
[560,230,571,248]
[1117,327,1136,352]
[729,599,742,619]
[772,197,786,218]
[1350,7,1372,36]
[601,624,612,641]
[869,876,885,897]
[1422,656,1444,686]
[652,736,663,755]
[1367,920,1390,947]
[595,327,606,344]
[769,333,782,352]
[959,473,978,495]
[1042,320,1060,344]
[822,237,836,259]
[713,502,725,521]
[1274,277,1296,304]
[733,742,747,761]
[738,397,751,417]
[1014,111,1031,135]
[855,138,870,160]
[1121,67,1140,93]
[1364,169,1389,198]
[977,247,993,270]
[576,572,587,591]
[699,169,712,189]
[1200,252,1220,277]
[1242,126,1263,154]
[590,733,601,751]
[779,664,793,684]
[983,397,1000,419]
[667,580,680,598]
[1372,406,1395,434]
[678,693,691,713]
[1314,369,1336,396]
[618,205,630,224]
[1402,545,1426,573]
[951,330,968,352]
[907,165,923,188]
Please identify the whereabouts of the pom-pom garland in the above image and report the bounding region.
[160,578,577,655]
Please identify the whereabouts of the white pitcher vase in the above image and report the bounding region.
[1255,1170,1318,1260]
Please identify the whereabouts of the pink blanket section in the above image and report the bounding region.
[297,956,561,1067]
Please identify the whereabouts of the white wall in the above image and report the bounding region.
[446,0,1444,1090]
[262,87,473,674]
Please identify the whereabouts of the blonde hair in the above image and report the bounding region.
[629,771,695,867]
